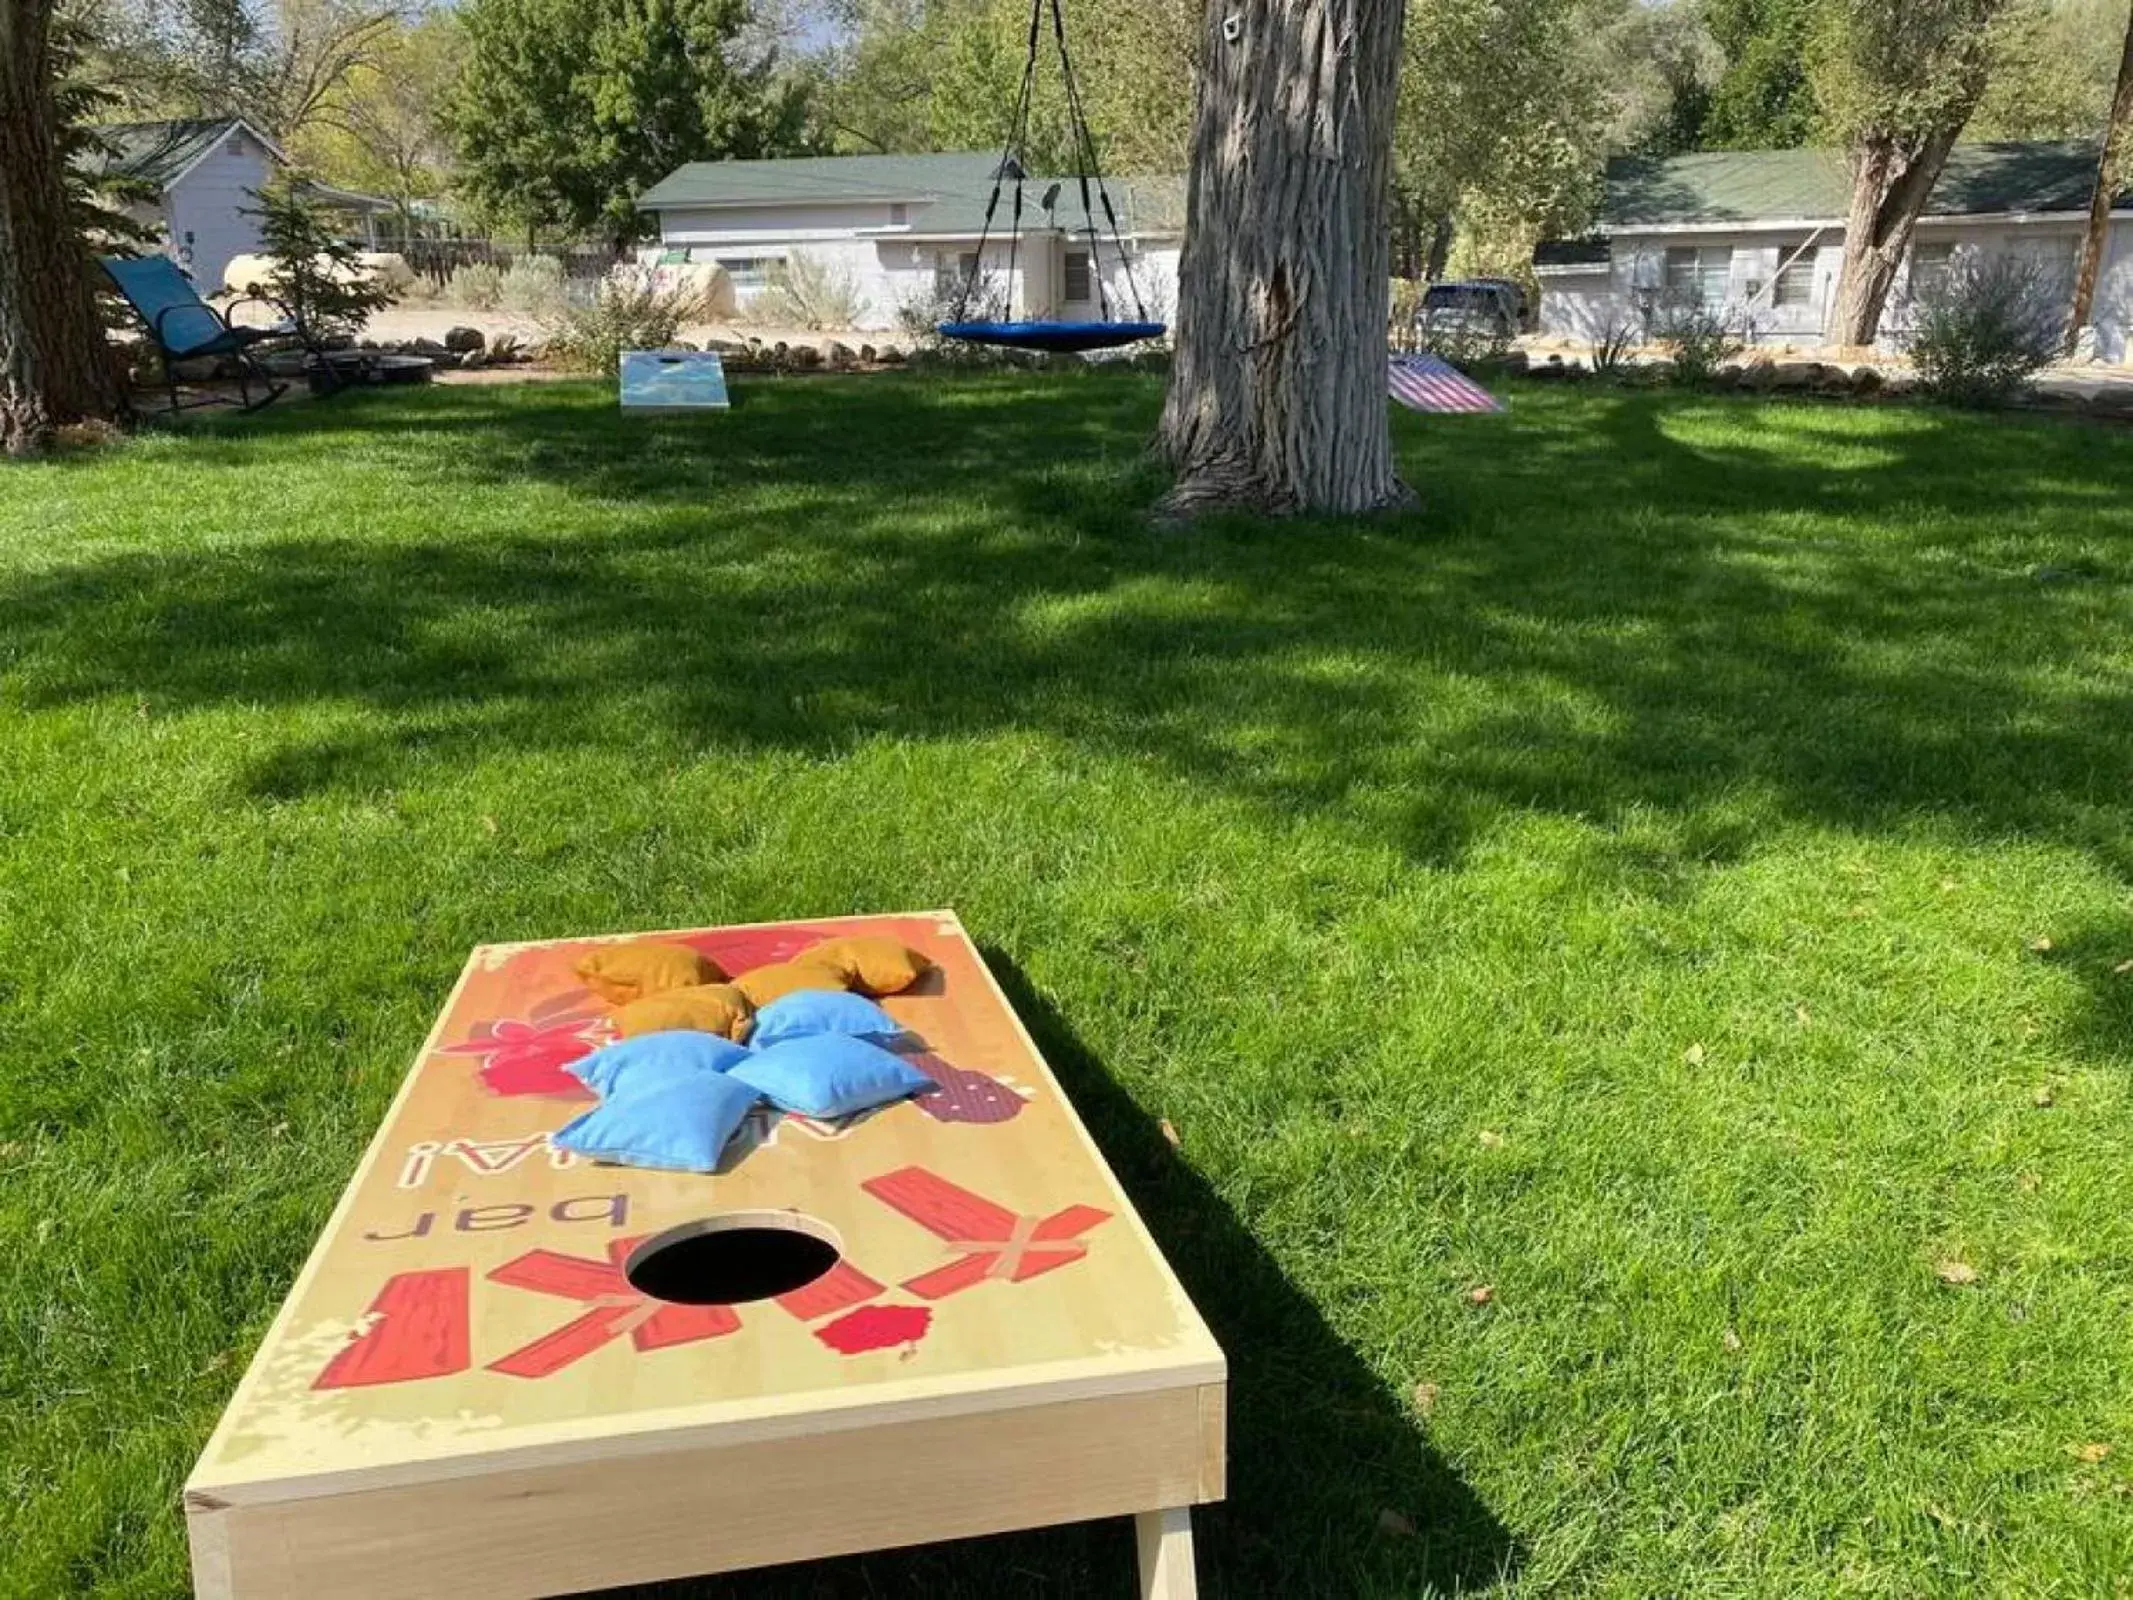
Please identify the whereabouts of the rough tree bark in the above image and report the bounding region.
[1826,127,1963,350]
[1,0,127,455]
[1155,0,1412,519]
[2069,9,2133,351]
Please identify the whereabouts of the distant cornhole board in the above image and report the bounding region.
[1388,352,1505,414]
[185,911,1226,1600]
[619,348,730,410]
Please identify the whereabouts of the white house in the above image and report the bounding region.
[635,152,1185,332]
[1535,141,2133,360]
[92,117,397,295]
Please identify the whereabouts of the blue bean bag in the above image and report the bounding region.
[728,1033,934,1120]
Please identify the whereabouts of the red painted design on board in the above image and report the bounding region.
[314,1267,471,1389]
[775,1259,885,1321]
[485,1237,739,1378]
[814,1303,932,1355]
[436,1014,603,1099]
[861,1167,1110,1300]
[902,1049,1026,1124]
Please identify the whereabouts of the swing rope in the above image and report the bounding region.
[947,0,1157,344]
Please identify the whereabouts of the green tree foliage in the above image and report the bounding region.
[1972,0,2129,138]
[1698,0,1818,147]
[803,0,1192,173]
[291,11,463,223]
[78,0,401,138]
[448,0,811,247]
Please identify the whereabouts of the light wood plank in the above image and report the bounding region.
[1135,1505,1198,1600]
[190,1383,1221,1600]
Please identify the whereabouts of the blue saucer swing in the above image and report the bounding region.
[937,0,1164,354]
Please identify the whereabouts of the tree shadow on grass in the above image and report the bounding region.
[10,375,2133,884]
[600,950,1517,1600]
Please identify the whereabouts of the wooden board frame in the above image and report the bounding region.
[186,911,1225,1598]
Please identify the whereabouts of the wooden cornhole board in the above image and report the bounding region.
[186,911,1225,1599]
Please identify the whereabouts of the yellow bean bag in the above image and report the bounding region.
[575,943,724,1008]
[613,983,757,1043]
[806,935,933,996]
[733,959,850,1008]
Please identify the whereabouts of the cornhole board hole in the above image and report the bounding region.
[185,911,1225,1600]
[618,348,729,410]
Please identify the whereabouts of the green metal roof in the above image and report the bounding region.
[1602,140,2124,228]
[638,152,1004,211]
[638,151,1185,238]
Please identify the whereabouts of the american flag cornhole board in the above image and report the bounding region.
[185,912,1224,1600]
[1388,352,1506,413]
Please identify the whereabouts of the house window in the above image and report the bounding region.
[1773,248,1816,309]
[716,255,780,288]
[1664,245,1732,306]
[888,202,908,226]
[1910,241,1955,300]
[935,251,979,295]
[1064,249,1092,302]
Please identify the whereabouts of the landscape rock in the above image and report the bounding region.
[1851,366,1885,396]
[1737,359,1778,391]
[409,336,448,357]
[1768,360,1821,390]
[788,342,823,368]
[1497,349,1530,373]
[858,343,878,363]
[443,325,485,354]
[876,344,906,365]
[827,340,857,368]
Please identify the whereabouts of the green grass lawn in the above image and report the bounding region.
[4,370,2132,1598]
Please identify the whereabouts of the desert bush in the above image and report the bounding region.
[1415,317,1509,368]
[895,273,1010,359]
[500,254,569,317]
[1590,316,1640,377]
[538,269,703,376]
[446,262,503,310]
[1907,252,2061,408]
[750,250,870,329]
[1654,299,1744,385]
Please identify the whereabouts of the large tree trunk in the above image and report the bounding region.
[1155,0,1411,519]
[1826,126,1962,350]
[1,0,127,455]
[2069,10,2133,351]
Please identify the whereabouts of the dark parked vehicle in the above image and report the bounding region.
[1417,279,1530,340]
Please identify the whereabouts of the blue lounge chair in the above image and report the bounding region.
[101,254,305,414]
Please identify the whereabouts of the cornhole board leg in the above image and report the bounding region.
[1136,1505,1198,1599]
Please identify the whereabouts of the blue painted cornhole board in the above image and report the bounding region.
[620,350,730,411]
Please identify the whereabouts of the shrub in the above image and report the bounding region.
[895,273,1010,359]
[538,269,704,376]
[446,262,503,310]
[500,254,569,318]
[1590,316,1640,378]
[1654,299,1744,385]
[1907,252,2061,408]
[1416,317,1508,368]
[750,250,870,329]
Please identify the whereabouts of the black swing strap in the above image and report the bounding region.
[1046,0,1149,322]
[957,0,1046,321]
